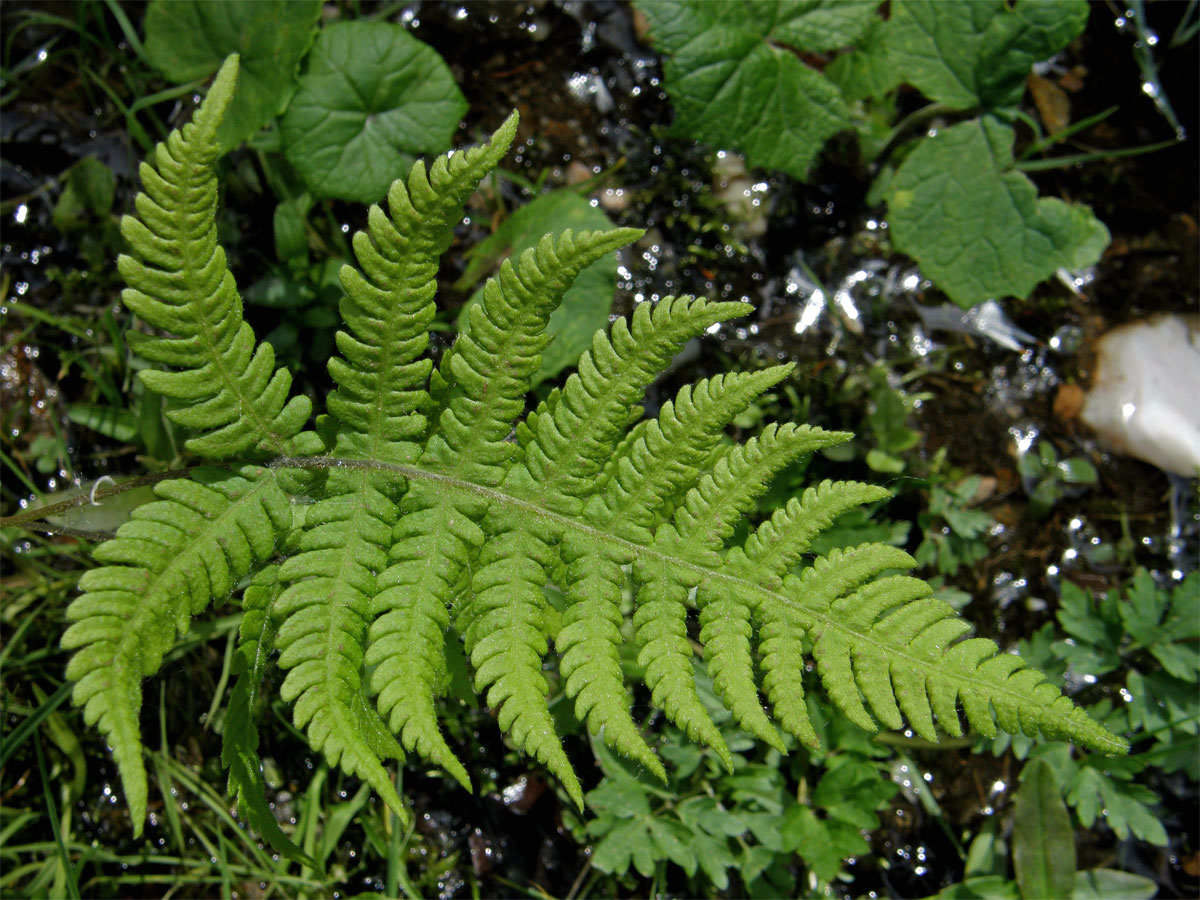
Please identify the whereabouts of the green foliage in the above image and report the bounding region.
[143,0,323,150]
[885,0,1089,110]
[935,758,1158,900]
[141,0,465,202]
[280,21,467,204]
[582,682,900,893]
[1012,759,1075,899]
[914,475,996,577]
[985,570,1199,847]
[888,116,1110,309]
[635,0,1113,308]
[1018,440,1099,517]
[57,55,1124,861]
[635,0,876,180]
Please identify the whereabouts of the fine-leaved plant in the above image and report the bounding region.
[60,55,1126,860]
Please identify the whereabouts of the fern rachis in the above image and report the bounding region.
[61,54,1127,856]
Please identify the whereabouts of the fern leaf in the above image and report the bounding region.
[563,368,793,767]
[461,504,586,806]
[61,60,1129,847]
[421,226,658,801]
[632,564,734,769]
[329,112,519,461]
[731,481,896,746]
[599,367,794,539]
[273,470,410,825]
[332,117,519,791]
[809,570,1128,752]
[674,424,851,552]
[698,580,786,751]
[62,466,289,833]
[117,55,311,458]
[743,479,893,580]
[557,534,666,782]
[524,296,751,510]
[367,478,481,791]
[222,566,314,867]
[425,227,643,484]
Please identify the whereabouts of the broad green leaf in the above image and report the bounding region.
[886,0,1089,110]
[1072,868,1159,900]
[636,0,876,180]
[825,18,900,103]
[456,190,621,384]
[888,117,1109,308]
[143,0,322,149]
[280,21,466,203]
[1013,759,1076,900]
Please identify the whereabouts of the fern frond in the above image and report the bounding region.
[631,568,734,769]
[557,534,666,782]
[324,117,521,792]
[425,227,643,484]
[561,368,793,767]
[599,367,794,538]
[743,479,893,580]
[329,112,519,461]
[461,504,586,805]
[62,467,289,833]
[367,478,481,791]
[698,580,786,751]
[807,570,1126,752]
[674,424,851,552]
[273,470,410,824]
[117,56,312,458]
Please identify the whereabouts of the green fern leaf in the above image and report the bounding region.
[117,55,313,459]
[62,466,289,833]
[58,55,1127,843]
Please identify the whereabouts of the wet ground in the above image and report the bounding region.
[2,1,1198,898]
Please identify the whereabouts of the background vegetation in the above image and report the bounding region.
[1,1,1196,897]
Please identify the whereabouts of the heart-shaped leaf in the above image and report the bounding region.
[280,21,467,203]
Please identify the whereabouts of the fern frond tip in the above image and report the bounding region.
[191,54,239,145]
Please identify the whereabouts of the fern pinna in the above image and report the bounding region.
[63,56,1125,855]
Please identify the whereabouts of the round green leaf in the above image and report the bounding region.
[143,0,322,150]
[280,21,467,204]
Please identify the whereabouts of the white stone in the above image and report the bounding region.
[1081,314,1200,477]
